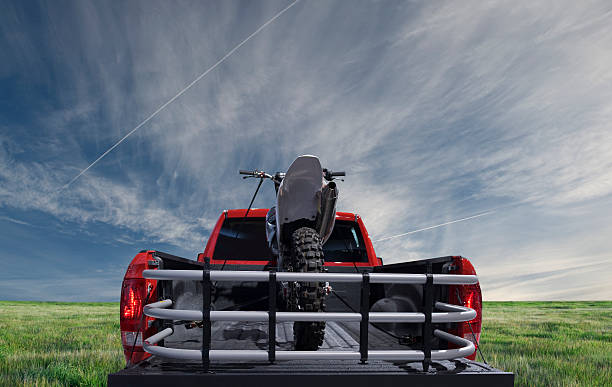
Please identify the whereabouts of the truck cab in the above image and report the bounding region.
[201,209,379,268]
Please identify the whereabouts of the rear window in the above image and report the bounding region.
[212,217,369,263]
[212,218,272,261]
[323,220,369,263]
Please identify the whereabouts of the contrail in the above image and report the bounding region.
[62,0,301,190]
[372,210,496,243]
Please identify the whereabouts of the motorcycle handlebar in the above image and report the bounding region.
[239,169,275,180]
[322,168,346,180]
[241,168,345,180]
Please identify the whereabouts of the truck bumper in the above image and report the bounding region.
[108,358,513,387]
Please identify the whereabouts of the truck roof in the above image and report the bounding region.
[224,208,358,221]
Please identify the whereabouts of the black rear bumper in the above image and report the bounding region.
[108,358,513,387]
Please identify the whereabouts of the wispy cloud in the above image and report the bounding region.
[1,0,611,300]
[0,137,212,251]
[0,215,30,226]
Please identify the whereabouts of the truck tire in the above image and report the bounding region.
[291,227,326,350]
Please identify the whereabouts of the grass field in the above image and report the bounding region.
[0,301,610,386]
[481,301,611,386]
[0,302,122,386]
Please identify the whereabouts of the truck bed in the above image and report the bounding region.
[111,253,512,386]
[109,320,513,386]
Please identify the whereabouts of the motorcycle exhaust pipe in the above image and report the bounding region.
[317,181,338,244]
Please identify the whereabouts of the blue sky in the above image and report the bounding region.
[1,0,611,301]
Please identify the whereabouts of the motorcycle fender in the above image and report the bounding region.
[276,155,323,239]
[317,181,338,245]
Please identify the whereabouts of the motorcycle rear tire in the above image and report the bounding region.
[291,227,326,350]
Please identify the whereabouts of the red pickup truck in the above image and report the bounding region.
[110,208,513,386]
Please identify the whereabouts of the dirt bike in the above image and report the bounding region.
[239,155,344,350]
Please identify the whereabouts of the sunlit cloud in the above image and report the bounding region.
[1,0,611,300]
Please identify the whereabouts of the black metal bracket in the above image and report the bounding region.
[202,257,212,372]
[359,272,370,364]
[155,257,168,348]
[422,262,433,372]
[268,269,277,363]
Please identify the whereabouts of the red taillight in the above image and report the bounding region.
[120,251,157,366]
[448,256,482,361]
[465,292,474,310]
[122,287,142,320]
[120,279,147,329]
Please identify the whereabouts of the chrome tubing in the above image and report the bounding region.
[144,327,173,345]
[143,330,474,361]
[144,300,475,324]
[432,329,476,360]
[143,269,478,285]
[141,266,478,363]
[433,302,477,322]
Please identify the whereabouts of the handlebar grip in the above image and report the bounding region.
[331,171,346,176]
[239,170,254,175]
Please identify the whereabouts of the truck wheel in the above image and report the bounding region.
[291,227,326,350]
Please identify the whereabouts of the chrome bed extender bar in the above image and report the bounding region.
[142,268,478,371]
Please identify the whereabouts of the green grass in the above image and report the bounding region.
[0,301,123,386]
[0,301,610,386]
[480,301,612,386]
